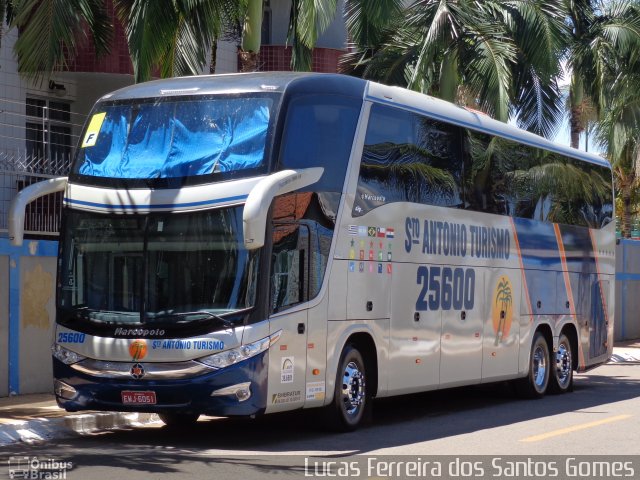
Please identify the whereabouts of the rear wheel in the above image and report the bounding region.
[515,331,550,399]
[549,333,574,394]
[326,345,368,432]
[159,412,200,428]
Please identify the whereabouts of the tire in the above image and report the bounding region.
[326,345,369,432]
[515,331,550,399]
[159,412,200,428]
[549,333,574,394]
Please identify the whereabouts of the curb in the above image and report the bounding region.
[0,412,160,447]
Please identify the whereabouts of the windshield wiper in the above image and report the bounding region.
[150,310,235,329]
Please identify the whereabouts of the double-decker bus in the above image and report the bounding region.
[9,73,615,431]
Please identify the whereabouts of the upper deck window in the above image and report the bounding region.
[72,95,275,185]
[279,94,362,193]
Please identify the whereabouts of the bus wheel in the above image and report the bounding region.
[159,412,200,428]
[515,331,550,399]
[327,345,368,432]
[549,333,573,394]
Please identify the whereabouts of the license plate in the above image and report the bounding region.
[121,391,156,405]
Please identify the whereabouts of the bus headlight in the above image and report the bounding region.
[52,344,86,365]
[198,330,281,369]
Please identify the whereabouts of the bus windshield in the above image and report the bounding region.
[73,95,275,181]
[58,207,259,325]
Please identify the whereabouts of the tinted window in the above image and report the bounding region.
[464,130,613,228]
[353,103,463,216]
[271,223,308,312]
[280,94,362,192]
[270,192,335,311]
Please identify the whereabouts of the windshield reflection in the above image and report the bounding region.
[59,207,259,325]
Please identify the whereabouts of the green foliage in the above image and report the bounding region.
[287,0,338,71]
[342,0,566,136]
[11,0,111,84]
[115,0,242,82]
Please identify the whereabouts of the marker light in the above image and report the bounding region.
[198,330,281,369]
[52,344,86,365]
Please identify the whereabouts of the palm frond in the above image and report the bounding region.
[12,0,112,83]
[344,0,404,49]
[288,0,338,71]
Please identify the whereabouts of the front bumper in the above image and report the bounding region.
[53,350,268,417]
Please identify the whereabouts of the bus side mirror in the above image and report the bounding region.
[243,167,323,250]
[8,177,68,246]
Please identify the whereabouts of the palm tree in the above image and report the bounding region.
[564,0,640,149]
[595,52,640,237]
[115,0,240,82]
[5,0,239,84]
[238,0,261,72]
[237,0,339,72]
[342,0,567,138]
[8,0,112,84]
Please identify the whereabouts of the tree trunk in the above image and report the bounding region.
[238,48,259,72]
[209,40,218,74]
[570,106,581,150]
[239,0,263,72]
[569,77,584,150]
[622,190,632,238]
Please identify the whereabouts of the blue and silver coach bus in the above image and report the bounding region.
[10,73,614,431]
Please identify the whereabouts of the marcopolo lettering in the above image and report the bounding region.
[114,327,166,337]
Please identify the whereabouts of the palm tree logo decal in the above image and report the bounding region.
[493,276,513,346]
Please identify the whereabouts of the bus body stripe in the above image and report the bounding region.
[554,224,586,370]
[64,195,248,211]
[510,218,534,324]
[512,218,567,318]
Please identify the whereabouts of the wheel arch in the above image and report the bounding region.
[535,323,554,352]
[560,323,579,372]
[344,332,379,400]
[325,325,380,406]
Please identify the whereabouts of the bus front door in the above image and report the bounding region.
[266,223,309,412]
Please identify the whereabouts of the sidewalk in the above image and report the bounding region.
[1,343,639,447]
[608,340,640,363]
[0,394,159,447]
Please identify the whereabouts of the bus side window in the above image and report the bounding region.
[270,224,309,313]
[463,130,612,228]
[279,94,361,193]
[353,103,463,216]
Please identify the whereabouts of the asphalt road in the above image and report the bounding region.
[2,362,640,479]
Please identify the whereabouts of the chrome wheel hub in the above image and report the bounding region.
[341,361,365,416]
[533,345,547,391]
[555,343,571,387]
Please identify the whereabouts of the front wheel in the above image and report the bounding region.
[549,333,574,394]
[326,345,369,432]
[515,331,550,399]
[159,412,200,428]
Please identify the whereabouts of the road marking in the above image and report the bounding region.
[520,414,632,442]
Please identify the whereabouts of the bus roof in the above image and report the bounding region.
[99,72,368,101]
[99,72,610,170]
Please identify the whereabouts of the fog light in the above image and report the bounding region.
[54,380,77,400]
[235,388,251,402]
[211,382,252,402]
